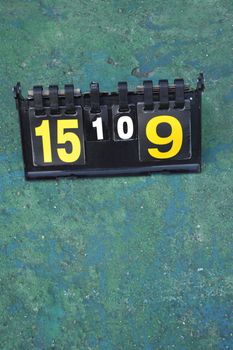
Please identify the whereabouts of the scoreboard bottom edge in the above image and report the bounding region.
[25,163,201,179]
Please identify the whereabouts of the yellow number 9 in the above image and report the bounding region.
[146,115,183,159]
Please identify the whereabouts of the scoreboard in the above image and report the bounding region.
[13,74,204,179]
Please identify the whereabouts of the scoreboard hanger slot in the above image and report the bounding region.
[64,84,75,114]
[158,80,169,110]
[143,80,154,111]
[90,81,101,113]
[118,82,129,112]
[49,85,59,115]
[174,79,185,109]
[33,86,44,115]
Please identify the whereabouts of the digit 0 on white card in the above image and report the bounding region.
[112,105,137,141]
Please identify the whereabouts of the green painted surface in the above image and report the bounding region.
[0,0,233,349]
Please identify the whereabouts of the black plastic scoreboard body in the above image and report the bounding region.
[13,75,204,180]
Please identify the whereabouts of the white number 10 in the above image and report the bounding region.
[117,116,134,140]
[92,115,134,140]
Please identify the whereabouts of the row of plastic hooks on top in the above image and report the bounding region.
[87,80,186,112]
[16,80,188,115]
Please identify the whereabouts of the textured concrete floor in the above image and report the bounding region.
[0,0,233,349]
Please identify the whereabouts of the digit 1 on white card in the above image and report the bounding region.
[92,117,104,140]
[117,116,134,140]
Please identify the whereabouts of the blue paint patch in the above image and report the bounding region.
[0,154,8,161]
[143,340,153,350]
[34,305,65,349]
[135,49,173,72]
[224,89,233,101]
[204,64,232,80]
[193,300,233,349]
[100,338,114,350]
[203,142,232,171]
[7,301,24,315]
[85,235,107,265]
[10,19,23,29]
[163,176,187,235]
[144,20,169,32]
[215,28,224,36]
[135,39,191,74]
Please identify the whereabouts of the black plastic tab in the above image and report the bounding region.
[143,80,154,110]
[13,82,22,110]
[90,82,100,113]
[118,82,129,112]
[174,79,185,108]
[159,80,169,109]
[197,72,205,92]
[49,85,59,114]
[33,86,44,114]
[65,84,75,114]
[13,82,22,99]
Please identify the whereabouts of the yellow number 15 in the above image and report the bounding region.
[35,119,81,163]
[146,115,183,159]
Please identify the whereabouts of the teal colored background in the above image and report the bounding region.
[0,1,233,349]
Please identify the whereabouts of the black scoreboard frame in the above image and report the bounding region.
[13,74,204,180]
